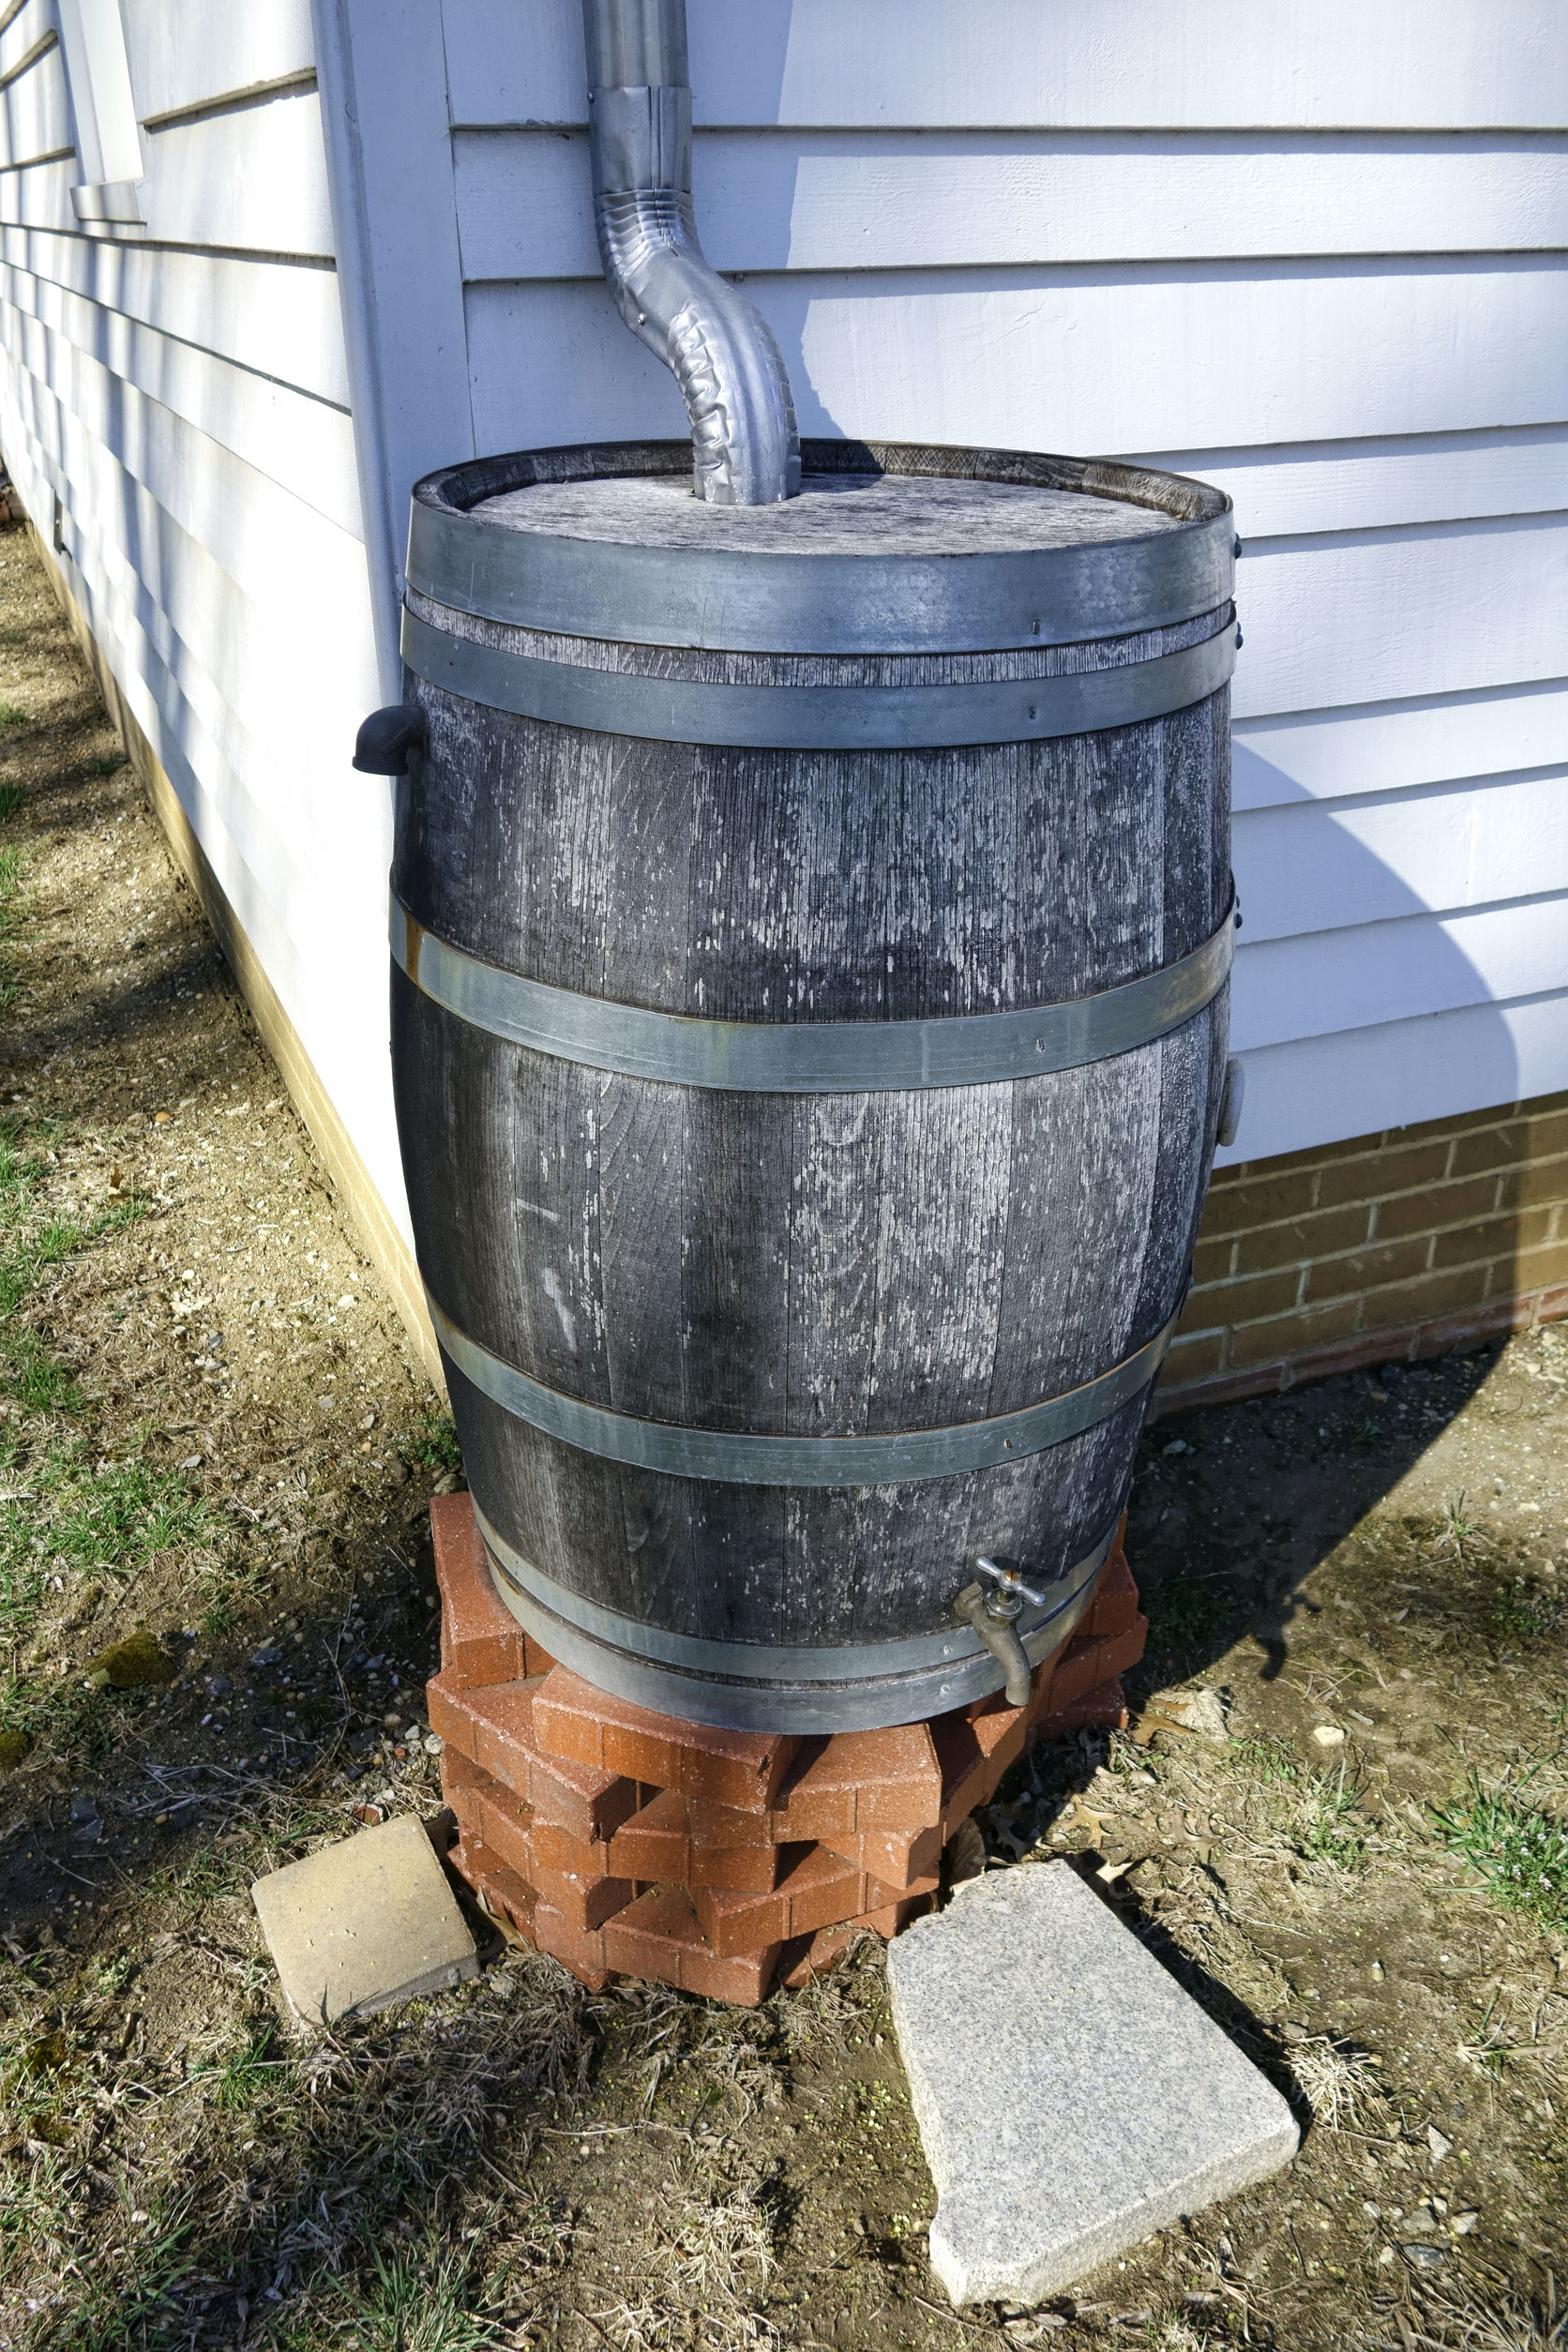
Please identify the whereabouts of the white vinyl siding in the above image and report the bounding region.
[440,0,1568,1166]
[0,0,405,1240]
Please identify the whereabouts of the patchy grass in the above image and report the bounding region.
[1492,1577,1566,1642]
[1434,1769,1568,1936]
[1293,1761,1368,1872]
[0,699,26,729]
[597,2180,778,2352]
[312,2231,506,2352]
[0,840,22,1012]
[404,1405,462,1477]
[0,777,23,819]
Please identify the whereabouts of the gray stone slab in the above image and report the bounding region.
[251,1815,478,2028]
[886,1862,1298,2306]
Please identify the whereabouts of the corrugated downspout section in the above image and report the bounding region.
[581,0,800,505]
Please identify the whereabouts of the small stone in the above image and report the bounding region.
[423,1734,443,1756]
[1453,2210,1479,2236]
[887,1862,1298,2306]
[1162,1440,1189,1457]
[1426,2124,1453,2164]
[1404,2244,1446,2272]
[1312,1725,1346,1748]
[84,1628,177,1690]
[250,1814,477,2028]
[250,1645,282,1667]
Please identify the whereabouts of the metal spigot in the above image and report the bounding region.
[954,1558,1047,1709]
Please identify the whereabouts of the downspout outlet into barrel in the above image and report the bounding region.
[581,0,801,505]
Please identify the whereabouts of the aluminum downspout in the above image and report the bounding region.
[581,0,800,505]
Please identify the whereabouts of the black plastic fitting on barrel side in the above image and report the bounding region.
[353,706,428,776]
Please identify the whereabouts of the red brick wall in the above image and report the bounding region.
[1154,1089,1568,1415]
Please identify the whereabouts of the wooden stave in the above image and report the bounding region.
[390,452,1230,1721]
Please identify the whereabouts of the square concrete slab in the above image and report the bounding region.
[252,1815,478,2028]
[887,1862,1298,2306]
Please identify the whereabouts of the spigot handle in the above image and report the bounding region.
[974,1555,1048,1610]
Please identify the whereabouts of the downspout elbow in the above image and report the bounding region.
[582,1,800,505]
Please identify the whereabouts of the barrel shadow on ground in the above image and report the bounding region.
[1119,1335,1505,1703]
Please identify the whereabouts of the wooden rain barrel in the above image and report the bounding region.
[389,438,1236,1732]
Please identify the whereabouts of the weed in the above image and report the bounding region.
[1227,1734,1302,1787]
[403,1405,462,1476]
[1434,1770,1568,1936]
[1492,1577,1564,1642]
[326,2230,505,2352]
[1434,1490,1480,1566]
[1288,2033,1385,2130]
[0,778,23,819]
[86,750,126,776]
[0,700,25,728]
[1294,1762,1367,1871]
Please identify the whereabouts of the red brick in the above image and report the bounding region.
[692,1845,925,1958]
[772,1722,944,1839]
[685,1797,776,1849]
[529,1666,798,1810]
[776,1898,935,1990]
[539,1790,791,1892]
[689,1838,792,1892]
[604,1889,780,2007]
[1088,1547,1138,1639]
[530,1856,644,1933]
[431,1493,527,1688]
[1540,1281,1568,1323]
[859,1892,935,1938]
[534,1901,610,1991]
[428,1667,645,1843]
[607,1788,690,1880]
[1032,1676,1130,1742]
[1046,1621,1147,1713]
[448,1832,536,1945]
[815,1819,943,1892]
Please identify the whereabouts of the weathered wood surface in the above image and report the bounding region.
[391,464,1230,1655]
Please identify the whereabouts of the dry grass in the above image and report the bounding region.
[596,2179,779,2352]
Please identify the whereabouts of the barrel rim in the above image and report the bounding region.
[406,437,1236,656]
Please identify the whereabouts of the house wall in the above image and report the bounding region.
[0,0,415,1319]
[1157,1087,1568,1414]
[418,0,1568,1169]
[2,1,1565,1386]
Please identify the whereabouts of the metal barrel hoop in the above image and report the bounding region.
[390,891,1234,1094]
[430,1293,1181,1486]
[400,604,1235,752]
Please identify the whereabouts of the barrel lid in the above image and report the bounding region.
[408,438,1234,656]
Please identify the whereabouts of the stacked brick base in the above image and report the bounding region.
[426,1495,1146,2004]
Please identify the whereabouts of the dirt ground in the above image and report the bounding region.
[0,516,1565,2352]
